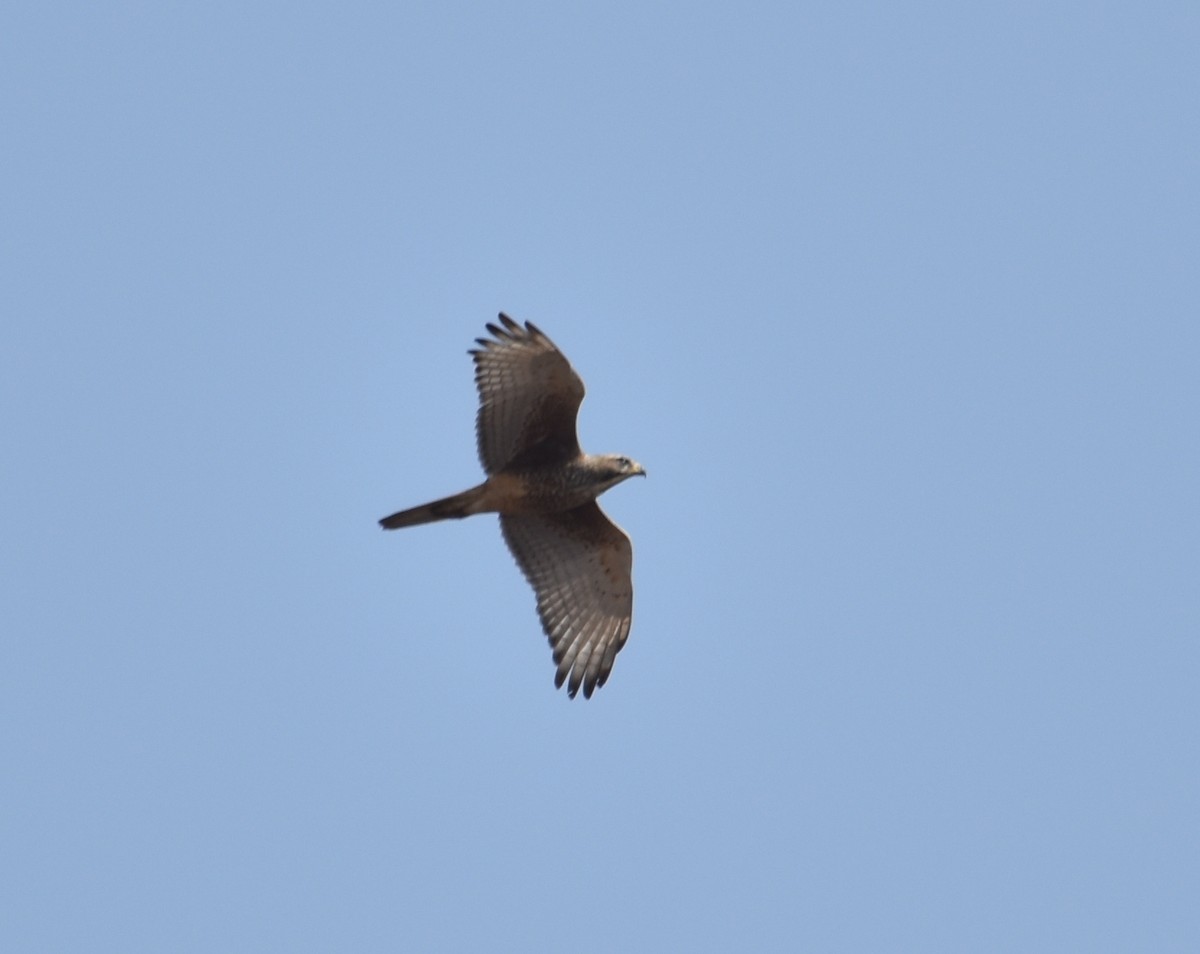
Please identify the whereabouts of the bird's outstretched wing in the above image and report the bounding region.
[469,314,585,474]
[500,502,633,698]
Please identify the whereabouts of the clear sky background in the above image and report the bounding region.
[3,2,1197,951]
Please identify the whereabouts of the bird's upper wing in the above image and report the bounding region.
[469,314,585,474]
[500,502,634,699]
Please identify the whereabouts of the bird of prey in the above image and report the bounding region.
[379,313,645,698]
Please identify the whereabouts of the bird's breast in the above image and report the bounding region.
[482,464,603,516]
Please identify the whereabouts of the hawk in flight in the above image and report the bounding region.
[379,314,645,698]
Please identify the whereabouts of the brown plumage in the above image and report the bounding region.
[379,314,645,698]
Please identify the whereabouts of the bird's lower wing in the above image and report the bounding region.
[499,502,634,698]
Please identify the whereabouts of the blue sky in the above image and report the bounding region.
[3,2,1198,951]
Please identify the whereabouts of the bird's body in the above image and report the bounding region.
[379,455,634,528]
[379,314,644,698]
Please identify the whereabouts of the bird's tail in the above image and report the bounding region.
[378,483,489,530]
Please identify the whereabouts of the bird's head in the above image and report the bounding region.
[607,454,646,479]
[587,454,647,492]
